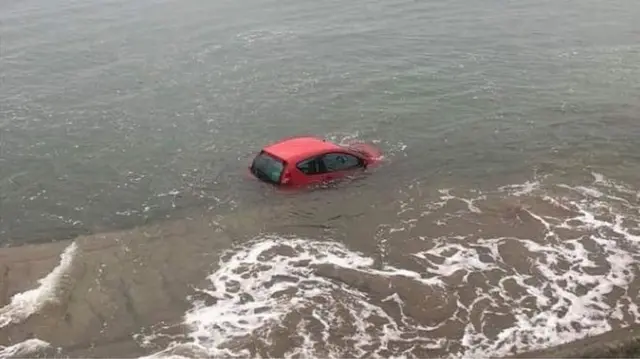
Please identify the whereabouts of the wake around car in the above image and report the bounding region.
[249,136,383,187]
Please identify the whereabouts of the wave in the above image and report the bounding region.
[0,338,51,359]
[139,172,640,358]
[0,242,78,359]
[0,242,78,329]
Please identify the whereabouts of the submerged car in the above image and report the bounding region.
[249,136,383,187]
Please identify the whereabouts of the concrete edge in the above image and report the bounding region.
[502,325,640,358]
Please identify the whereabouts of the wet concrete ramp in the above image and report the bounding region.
[0,213,234,357]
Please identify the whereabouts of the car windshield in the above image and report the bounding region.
[251,151,285,184]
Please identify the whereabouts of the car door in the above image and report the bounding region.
[295,156,327,186]
[319,152,364,182]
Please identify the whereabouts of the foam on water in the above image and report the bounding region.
[0,338,51,359]
[325,131,364,147]
[142,173,640,358]
[498,178,543,197]
[236,29,297,46]
[325,131,408,161]
[0,242,78,328]
[142,236,446,358]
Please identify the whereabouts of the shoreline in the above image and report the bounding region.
[0,212,236,358]
[2,227,639,358]
[506,325,640,358]
[2,172,639,358]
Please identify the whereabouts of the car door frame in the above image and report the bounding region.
[294,154,329,185]
[294,150,366,185]
[318,151,366,182]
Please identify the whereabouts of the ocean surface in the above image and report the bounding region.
[1,0,640,357]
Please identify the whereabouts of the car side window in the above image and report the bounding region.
[322,153,362,172]
[297,157,323,175]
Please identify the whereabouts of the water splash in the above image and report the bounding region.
[0,242,78,328]
[0,338,51,359]
[141,173,640,358]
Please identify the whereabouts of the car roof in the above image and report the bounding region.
[263,136,343,162]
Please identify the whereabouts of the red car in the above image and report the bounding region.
[249,136,383,187]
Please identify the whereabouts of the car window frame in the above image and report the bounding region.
[251,150,287,184]
[320,151,364,173]
[296,155,326,175]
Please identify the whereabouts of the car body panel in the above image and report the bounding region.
[249,136,382,187]
[262,137,341,164]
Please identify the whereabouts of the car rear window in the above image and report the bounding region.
[251,151,285,184]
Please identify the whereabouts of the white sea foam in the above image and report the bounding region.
[326,131,408,160]
[236,29,296,46]
[142,173,640,359]
[498,179,541,197]
[325,131,362,146]
[0,338,51,359]
[141,237,448,358]
[0,242,78,328]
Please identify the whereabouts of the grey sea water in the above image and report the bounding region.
[1,0,640,357]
